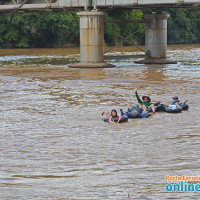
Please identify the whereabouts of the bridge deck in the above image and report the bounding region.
[0,0,199,13]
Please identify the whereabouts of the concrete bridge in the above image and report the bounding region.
[1,0,200,11]
[1,0,200,67]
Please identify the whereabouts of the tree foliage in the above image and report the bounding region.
[104,9,145,46]
[0,12,79,48]
[0,8,199,48]
[166,8,200,44]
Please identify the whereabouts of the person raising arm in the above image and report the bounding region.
[102,109,122,123]
[134,88,160,114]
[165,96,188,107]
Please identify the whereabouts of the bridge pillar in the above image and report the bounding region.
[136,13,177,64]
[69,11,114,68]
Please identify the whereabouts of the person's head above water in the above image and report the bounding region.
[173,96,178,101]
[142,95,151,102]
[111,109,117,117]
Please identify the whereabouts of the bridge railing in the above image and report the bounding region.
[0,0,199,12]
[0,0,91,12]
[92,0,200,7]
[59,0,91,7]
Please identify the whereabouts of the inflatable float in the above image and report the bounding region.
[146,103,166,112]
[120,107,151,119]
[104,115,128,123]
[179,103,189,110]
[165,105,182,113]
[147,103,189,113]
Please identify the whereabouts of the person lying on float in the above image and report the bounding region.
[120,103,153,118]
[134,88,160,114]
[102,109,122,123]
[164,96,188,107]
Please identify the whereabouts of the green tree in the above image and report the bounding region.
[104,9,145,46]
[166,8,199,44]
[0,8,199,48]
[0,12,79,48]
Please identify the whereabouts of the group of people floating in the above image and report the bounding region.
[102,88,188,123]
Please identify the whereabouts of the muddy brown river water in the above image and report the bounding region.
[0,45,200,200]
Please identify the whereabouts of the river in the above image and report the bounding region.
[0,45,200,200]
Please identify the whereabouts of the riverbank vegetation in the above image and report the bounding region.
[0,8,199,48]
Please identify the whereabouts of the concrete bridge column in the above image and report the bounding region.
[69,11,114,68]
[137,13,177,64]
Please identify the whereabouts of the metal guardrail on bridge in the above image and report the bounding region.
[0,0,200,13]
[0,0,91,12]
[92,0,200,8]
